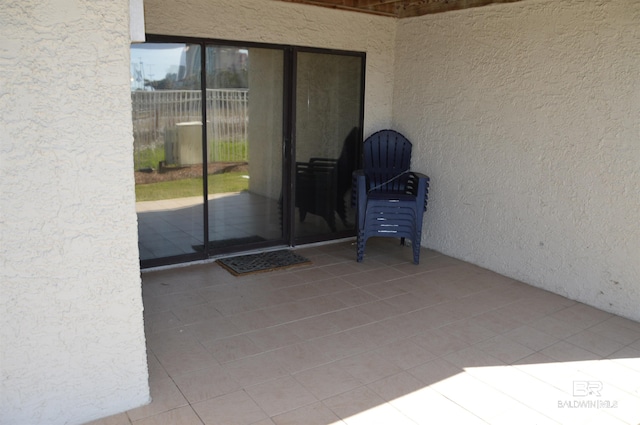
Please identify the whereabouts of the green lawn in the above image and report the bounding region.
[134,140,248,171]
[136,172,248,202]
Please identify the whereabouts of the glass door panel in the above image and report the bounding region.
[205,46,284,252]
[294,51,363,241]
[132,39,364,267]
[131,43,205,263]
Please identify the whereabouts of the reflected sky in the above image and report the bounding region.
[131,44,185,89]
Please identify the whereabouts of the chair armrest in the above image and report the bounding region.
[352,169,367,207]
[406,172,430,211]
[409,171,429,180]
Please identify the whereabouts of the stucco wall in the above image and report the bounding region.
[0,1,150,424]
[143,0,397,133]
[247,48,284,199]
[295,52,363,162]
[394,0,640,320]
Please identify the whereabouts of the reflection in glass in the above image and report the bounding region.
[131,43,204,261]
[205,47,284,250]
[294,52,363,239]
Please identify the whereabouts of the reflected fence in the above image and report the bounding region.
[132,89,248,170]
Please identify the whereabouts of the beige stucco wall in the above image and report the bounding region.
[295,52,363,163]
[0,1,150,424]
[247,48,284,199]
[394,0,640,320]
[143,0,397,133]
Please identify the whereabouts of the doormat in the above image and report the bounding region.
[217,249,311,276]
[192,236,266,252]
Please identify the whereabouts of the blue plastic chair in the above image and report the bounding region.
[352,130,430,264]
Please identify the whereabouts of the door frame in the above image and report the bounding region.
[137,35,365,269]
[289,46,367,246]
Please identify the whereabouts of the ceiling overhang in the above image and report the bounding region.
[275,0,524,18]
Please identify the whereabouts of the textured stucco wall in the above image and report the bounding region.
[0,1,150,424]
[394,0,640,320]
[295,52,363,163]
[247,48,284,199]
[143,0,397,133]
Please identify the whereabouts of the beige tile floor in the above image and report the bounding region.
[136,192,283,261]
[136,191,355,261]
[87,239,640,425]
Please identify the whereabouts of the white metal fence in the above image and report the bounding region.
[131,89,248,169]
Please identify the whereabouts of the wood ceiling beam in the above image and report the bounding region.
[353,0,403,6]
[397,0,523,17]
[277,0,397,17]
[276,0,525,18]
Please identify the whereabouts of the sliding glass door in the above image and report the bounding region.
[132,42,206,263]
[132,37,364,268]
[293,50,364,243]
[205,46,284,251]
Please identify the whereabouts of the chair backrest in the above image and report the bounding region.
[336,127,360,195]
[362,129,412,192]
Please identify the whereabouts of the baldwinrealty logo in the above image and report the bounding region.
[557,381,618,409]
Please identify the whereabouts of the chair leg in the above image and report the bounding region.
[357,231,366,262]
[412,233,422,264]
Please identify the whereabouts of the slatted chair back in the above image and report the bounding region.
[362,130,412,193]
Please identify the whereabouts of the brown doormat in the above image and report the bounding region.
[216,249,311,276]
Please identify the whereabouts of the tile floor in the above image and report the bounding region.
[87,239,640,425]
[136,191,354,261]
[136,192,282,261]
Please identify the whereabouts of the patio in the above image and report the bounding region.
[88,239,640,425]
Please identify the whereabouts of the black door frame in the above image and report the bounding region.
[289,46,366,246]
[138,35,365,269]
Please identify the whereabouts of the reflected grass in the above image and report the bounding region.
[135,171,248,202]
